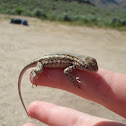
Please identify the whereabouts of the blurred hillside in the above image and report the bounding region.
[90,0,126,9]
[0,0,126,29]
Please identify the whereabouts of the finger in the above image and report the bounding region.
[23,123,36,126]
[28,101,125,126]
[30,68,126,118]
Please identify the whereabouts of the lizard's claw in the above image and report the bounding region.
[76,77,81,83]
[72,77,81,88]
[33,75,38,87]
[75,77,81,88]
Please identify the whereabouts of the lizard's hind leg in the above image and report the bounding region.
[30,61,44,87]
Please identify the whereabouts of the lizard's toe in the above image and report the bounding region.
[76,77,81,83]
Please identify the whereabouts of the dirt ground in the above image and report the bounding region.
[0,15,126,126]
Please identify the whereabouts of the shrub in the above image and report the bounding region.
[79,16,90,23]
[15,8,24,15]
[4,9,16,15]
[57,13,72,21]
[32,8,47,19]
[22,10,32,17]
[63,14,72,21]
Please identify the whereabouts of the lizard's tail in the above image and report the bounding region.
[18,63,35,116]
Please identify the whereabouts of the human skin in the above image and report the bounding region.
[23,68,126,126]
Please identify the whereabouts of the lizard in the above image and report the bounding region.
[18,53,98,116]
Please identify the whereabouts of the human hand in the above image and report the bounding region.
[23,68,126,126]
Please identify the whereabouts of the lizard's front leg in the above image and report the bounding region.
[31,61,44,87]
[64,65,80,88]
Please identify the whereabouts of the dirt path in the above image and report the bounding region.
[0,15,126,126]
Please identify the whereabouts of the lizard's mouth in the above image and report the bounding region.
[91,63,98,72]
[93,66,98,72]
[90,58,98,72]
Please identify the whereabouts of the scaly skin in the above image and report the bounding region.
[18,53,98,116]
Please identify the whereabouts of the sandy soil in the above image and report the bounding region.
[0,15,126,126]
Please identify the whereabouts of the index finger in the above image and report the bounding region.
[30,68,126,118]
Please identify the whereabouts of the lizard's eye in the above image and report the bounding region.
[91,63,96,66]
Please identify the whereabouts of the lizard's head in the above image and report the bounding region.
[83,57,98,72]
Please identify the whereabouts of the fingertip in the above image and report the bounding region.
[27,101,79,126]
[28,100,41,118]
[28,100,56,121]
[22,123,36,126]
